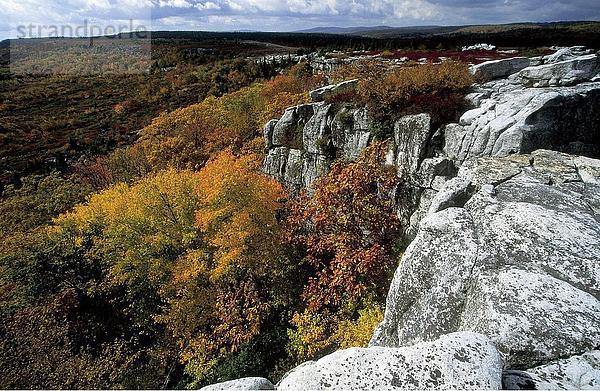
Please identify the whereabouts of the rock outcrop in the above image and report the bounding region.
[372,150,600,371]
[445,53,600,164]
[502,351,600,390]
[263,101,436,195]
[201,377,275,390]
[209,48,600,390]
[309,79,358,102]
[469,57,531,80]
[518,54,600,87]
[278,332,502,390]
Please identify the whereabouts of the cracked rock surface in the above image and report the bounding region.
[371,150,600,370]
[278,332,502,390]
[201,377,275,390]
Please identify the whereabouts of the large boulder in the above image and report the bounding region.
[518,54,600,87]
[271,104,316,148]
[541,46,594,64]
[332,107,372,160]
[309,79,358,102]
[263,119,278,149]
[303,104,334,155]
[392,113,432,179]
[264,103,375,193]
[200,377,275,390]
[469,57,531,80]
[372,151,600,369]
[278,332,502,390]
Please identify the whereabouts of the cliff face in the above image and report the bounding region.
[204,48,600,390]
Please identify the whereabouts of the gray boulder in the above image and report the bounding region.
[469,57,531,80]
[263,119,278,149]
[444,80,600,163]
[262,146,289,182]
[309,79,358,102]
[332,107,372,160]
[518,54,600,87]
[372,151,600,369]
[503,351,600,390]
[278,332,502,390]
[303,104,334,155]
[302,153,332,191]
[200,377,274,390]
[392,114,432,179]
[543,46,594,64]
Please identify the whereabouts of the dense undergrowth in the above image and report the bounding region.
[0,60,472,388]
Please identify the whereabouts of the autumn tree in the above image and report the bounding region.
[285,143,401,361]
[158,151,295,385]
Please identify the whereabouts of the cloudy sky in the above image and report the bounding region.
[1,0,599,40]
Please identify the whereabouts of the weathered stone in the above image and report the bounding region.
[271,104,316,147]
[427,177,473,214]
[278,332,502,390]
[262,146,289,182]
[352,107,370,131]
[543,46,594,64]
[575,155,600,185]
[518,54,600,87]
[303,104,334,155]
[302,153,331,191]
[456,155,529,186]
[284,149,304,190]
[263,119,278,149]
[469,57,531,80]
[393,114,432,179]
[200,377,274,390]
[444,82,600,162]
[502,351,600,390]
[342,130,371,160]
[373,151,600,369]
[405,188,438,239]
[371,207,480,348]
[412,157,456,189]
[531,149,579,183]
[309,79,358,102]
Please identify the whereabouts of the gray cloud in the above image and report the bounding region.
[0,0,598,39]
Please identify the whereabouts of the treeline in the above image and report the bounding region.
[148,23,600,51]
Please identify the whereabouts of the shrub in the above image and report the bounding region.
[335,109,354,128]
[287,298,383,364]
[358,62,473,123]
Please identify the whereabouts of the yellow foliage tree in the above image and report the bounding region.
[54,169,201,314]
[194,150,286,279]
[157,151,293,384]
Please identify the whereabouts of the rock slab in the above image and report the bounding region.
[372,151,600,369]
[200,377,275,390]
[278,332,502,390]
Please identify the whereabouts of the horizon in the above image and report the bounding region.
[1,19,598,42]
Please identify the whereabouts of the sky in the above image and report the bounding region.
[1,0,599,40]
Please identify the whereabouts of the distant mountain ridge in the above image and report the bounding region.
[295,21,600,38]
[294,26,397,34]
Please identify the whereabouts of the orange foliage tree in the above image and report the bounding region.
[136,63,324,173]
